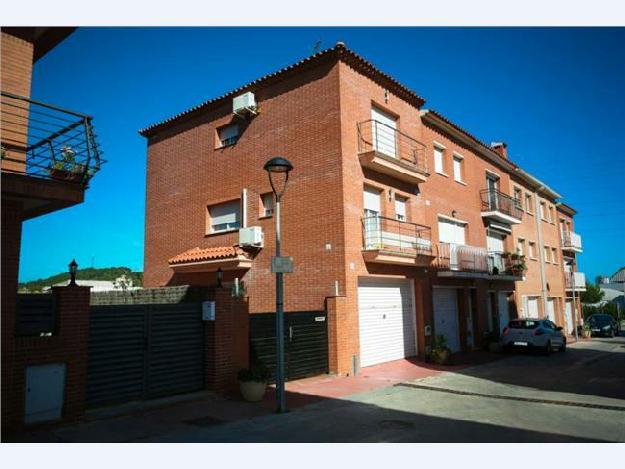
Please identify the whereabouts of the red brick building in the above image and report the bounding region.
[140,43,584,376]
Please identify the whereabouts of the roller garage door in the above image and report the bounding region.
[358,278,416,368]
[433,288,461,353]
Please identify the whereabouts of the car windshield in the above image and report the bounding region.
[589,315,612,325]
[509,320,539,329]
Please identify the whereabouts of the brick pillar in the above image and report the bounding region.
[414,275,433,357]
[326,295,351,375]
[474,280,489,348]
[3,285,90,433]
[204,287,249,393]
[1,199,22,434]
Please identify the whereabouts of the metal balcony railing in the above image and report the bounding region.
[357,119,428,175]
[480,189,524,221]
[436,242,489,272]
[561,231,583,251]
[1,91,104,186]
[362,215,432,256]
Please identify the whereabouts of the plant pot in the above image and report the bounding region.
[432,348,451,365]
[49,169,84,183]
[582,330,591,339]
[239,380,267,402]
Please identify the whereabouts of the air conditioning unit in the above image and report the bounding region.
[239,226,264,248]
[233,92,257,116]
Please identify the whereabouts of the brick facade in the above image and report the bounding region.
[141,44,583,376]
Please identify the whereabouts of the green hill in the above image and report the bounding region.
[18,267,143,292]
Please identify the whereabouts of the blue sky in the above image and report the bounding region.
[20,27,625,282]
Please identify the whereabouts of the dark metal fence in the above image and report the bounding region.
[1,91,104,185]
[362,215,432,256]
[16,294,57,336]
[480,189,524,220]
[357,119,428,175]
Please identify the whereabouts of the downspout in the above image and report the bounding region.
[533,186,549,317]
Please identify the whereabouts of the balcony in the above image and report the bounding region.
[480,189,523,225]
[1,92,104,218]
[565,271,587,292]
[436,243,523,280]
[362,215,433,266]
[561,231,583,253]
[357,120,428,184]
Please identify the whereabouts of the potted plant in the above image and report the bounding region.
[47,147,87,183]
[238,359,270,402]
[511,255,528,276]
[582,324,592,339]
[429,334,452,365]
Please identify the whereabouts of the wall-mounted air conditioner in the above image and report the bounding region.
[233,92,258,116]
[239,226,264,248]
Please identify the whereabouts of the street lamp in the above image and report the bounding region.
[68,259,78,286]
[264,156,293,414]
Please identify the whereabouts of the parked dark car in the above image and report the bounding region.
[587,314,620,337]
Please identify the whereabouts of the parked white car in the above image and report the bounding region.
[501,318,566,354]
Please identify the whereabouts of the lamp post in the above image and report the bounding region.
[68,259,78,286]
[264,156,293,414]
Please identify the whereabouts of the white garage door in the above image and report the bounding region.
[433,288,461,353]
[358,278,416,368]
[526,297,539,317]
[498,292,511,334]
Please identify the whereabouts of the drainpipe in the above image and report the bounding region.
[533,186,549,317]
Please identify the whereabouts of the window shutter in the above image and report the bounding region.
[395,197,406,220]
[363,187,381,213]
[434,147,443,173]
[210,200,240,229]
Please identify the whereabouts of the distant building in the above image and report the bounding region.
[597,267,625,312]
[44,275,139,292]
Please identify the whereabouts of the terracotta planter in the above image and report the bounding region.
[432,348,451,365]
[239,380,267,402]
[49,169,84,183]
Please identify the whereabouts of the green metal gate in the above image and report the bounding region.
[87,303,204,408]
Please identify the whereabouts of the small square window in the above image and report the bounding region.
[217,123,239,148]
[260,193,274,218]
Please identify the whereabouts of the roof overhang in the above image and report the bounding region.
[168,246,253,274]
[2,27,76,62]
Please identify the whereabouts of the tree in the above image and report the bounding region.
[581,283,605,304]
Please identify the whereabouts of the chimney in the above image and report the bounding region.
[491,142,508,159]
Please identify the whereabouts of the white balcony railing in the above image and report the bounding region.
[565,271,586,291]
[561,231,583,252]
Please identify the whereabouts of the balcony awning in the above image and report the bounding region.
[169,246,252,273]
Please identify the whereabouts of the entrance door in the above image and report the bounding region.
[564,301,573,335]
[433,288,460,353]
[358,278,416,367]
[487,231,506,273]
[497,292,511,334]
[438,218,466,269]
[547,298,556,323]
[486,174,500,209]
[371,107,397,158]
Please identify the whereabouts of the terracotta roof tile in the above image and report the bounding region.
[139,42,426,137]
[168,246,246,265]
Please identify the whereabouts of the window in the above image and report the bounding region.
[433,145,445,174]
[371,106,398,157]
[540,201,547,220]
[452,155,464,182]
[363,186,381,217]
[517,238,526,256]
[513,187,523,209]
[217,123,239,147]
[525,193,533,214]
[551,248,558,264]
[438,217,466,245]
[208,200,241,233]
[528,241,536,259]
[544,245,550,262]
[548,206,554,223]
[395,196,407,221]
[260,193,274,218]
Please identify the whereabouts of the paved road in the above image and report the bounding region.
[148,335,625,442]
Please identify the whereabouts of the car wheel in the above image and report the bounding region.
[543,341,552,355]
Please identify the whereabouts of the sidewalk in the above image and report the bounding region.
[8,351,501,442]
